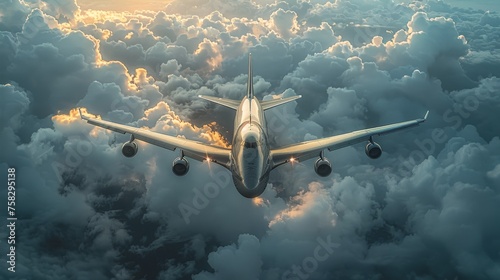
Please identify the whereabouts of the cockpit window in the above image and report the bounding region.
[244,141,258,148]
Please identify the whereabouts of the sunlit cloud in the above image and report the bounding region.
[2,0,500,279]
[77,0,174,12]
[52,107,96,125]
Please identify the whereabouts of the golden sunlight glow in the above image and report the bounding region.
[207,52,223,71]
[143,102,230,148]
[269,183,336,228]
[270,200,306,226]
[205,155,214,172]
[194,39,223,71]
[77,0,174,12]
[198,124,230,148]
[89,127,102,137]
[134,68,154,86]
[252,20,269,38]
[124,32,134,40]
[252,197,266,207]
[52,107,99,125]
[76,10,128,25]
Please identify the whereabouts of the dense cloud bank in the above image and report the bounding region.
[1,0,499,279]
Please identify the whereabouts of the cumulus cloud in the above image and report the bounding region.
[1,0,499,279]
[193,234,262,280]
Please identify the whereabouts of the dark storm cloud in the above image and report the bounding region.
[0,84,30,129]
[193,234,262,280]
[0,0,30,33]
[1,0,500,279]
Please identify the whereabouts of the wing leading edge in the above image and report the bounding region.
[271,111,429,166]
[79,109,231,166]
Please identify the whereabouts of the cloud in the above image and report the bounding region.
[1,0,499,279]
[193,234,262,280]
[268,8,300,39]
[0,84,30,129]
[0,0,31,32]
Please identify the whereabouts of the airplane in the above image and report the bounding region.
[80,54,428,198]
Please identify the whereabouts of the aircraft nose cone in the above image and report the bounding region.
[243,176,259,190]
[233,175,268,198]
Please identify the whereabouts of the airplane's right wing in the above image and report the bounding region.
[270,111,429,166]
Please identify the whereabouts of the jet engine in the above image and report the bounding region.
[365,142,382,159]
[122,141,138,157]
[314,157,332,177]
[172,157,189,176]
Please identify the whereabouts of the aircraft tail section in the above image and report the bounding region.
[198,95,240,110]
[247,53,253,99]
[260,95,302,111]
[200,54,301,112]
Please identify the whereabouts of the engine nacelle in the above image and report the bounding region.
[365,142,382,159]
[314,158,332,177]
[122,141,138,158]
[172,157,189,176]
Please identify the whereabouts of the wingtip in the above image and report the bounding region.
[78,108,83,119]
[424,110,429,120]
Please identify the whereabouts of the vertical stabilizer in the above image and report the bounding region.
[247,53,253,124]
[247,53,253,99]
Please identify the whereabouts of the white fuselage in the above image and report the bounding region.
[230,97,271,198]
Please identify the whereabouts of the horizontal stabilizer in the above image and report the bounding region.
[260,95,302,111]
[199,95,240,110]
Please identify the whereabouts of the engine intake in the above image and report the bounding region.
[172,157,189,176]
[365,142,382,159]
[314,157,332,177]
[122,141,138,157]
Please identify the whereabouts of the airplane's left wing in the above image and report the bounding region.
[79,109,231,166]
[271,111,429,166]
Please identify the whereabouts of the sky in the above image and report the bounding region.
[77,0,174,11]
[446,0,500,13]
[0,0,499,279]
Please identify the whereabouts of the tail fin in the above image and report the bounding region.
[199,53,255,111]
[247,53,253,99]
[247,53,253,123]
